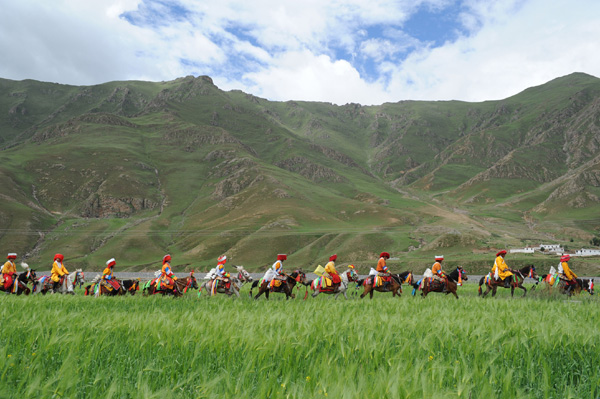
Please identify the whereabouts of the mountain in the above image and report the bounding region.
[1,73,599,274]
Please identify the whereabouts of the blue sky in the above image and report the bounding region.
[1,0,600,105]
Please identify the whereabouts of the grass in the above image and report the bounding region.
[1,284,598,399]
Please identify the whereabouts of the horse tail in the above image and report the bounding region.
[84,285,90,296]
[249,280,258,297]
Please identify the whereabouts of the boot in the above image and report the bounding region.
[504,280,510,288]
[52,281,60,293]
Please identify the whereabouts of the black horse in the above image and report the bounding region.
[538,275,594,296]
[478,264,537,298]
[251,270,307,300]
[0,270,37,295]
[413,267,468,299]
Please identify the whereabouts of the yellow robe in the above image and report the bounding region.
[51,261,69,282]
[431,262,442,276]
[492,256,512,280]
[102,267,113,280]
[2,260,16,275]
[324,261,338,276]
[561,262,577,280]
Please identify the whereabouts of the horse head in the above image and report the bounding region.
[235,265,253,282]
[457,266,468,282]
[346,268,359,282]
[290,269,307,285]
[584,278,594,295]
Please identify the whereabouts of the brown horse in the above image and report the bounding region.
[84,279,125,296]
[416,267,468,299]
[0,270,37,295]
[479,265,536,298]
[359,271,413,299]
[251,270,307,300]
[143,273,199,297]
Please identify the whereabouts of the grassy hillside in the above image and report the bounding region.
[1,73,599,273]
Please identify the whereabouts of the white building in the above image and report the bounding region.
[574,248,600,256]
[509,248,535,254]
[538,244,563,253]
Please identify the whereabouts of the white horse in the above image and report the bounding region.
[310,267,359,299]
[34,269,84,295]
[200,265,253,297]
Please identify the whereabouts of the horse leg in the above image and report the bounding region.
[312,290,319,298]
[511,286,515,298]
[492,286,497,297]
[360,287,369,299]
[520,284,527,297]
[452,288,458,299]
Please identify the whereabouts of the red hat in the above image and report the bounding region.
[163,254,171,264]
[7,253,17,260]
[54,253,64,262]
[217,255,227,265]
[435,255,444,261]
[380,252,390,259]
[277,254,287,261]
[106,258,116,268]
[496,250,507,257]
[560,254,571,262]
[329,254,337,262]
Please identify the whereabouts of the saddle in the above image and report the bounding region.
[428,277,446,291]
[103,279,121,291]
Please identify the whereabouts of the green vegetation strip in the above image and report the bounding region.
[1,285,598,399]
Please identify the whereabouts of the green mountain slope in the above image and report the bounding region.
[1,73,599,274]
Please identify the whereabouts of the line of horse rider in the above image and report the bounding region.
[0,250,594,298]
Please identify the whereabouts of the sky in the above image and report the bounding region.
[1,0,599,105]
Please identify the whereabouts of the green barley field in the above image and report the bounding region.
[1,284,598,399]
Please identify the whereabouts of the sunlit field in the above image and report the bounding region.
[1,284,598,399]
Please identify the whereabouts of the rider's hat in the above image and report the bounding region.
[277,254,287,261]
[6,253,16,259]
[348,264,355,269]
[163,254,171,264]
[329,254,337,262]
[560,254,571,262]
[106,258,116,267]
[54,253,64,262]
[380,252,390,259]
[496,250,507,257]
[435,255,444,261]
[217,255,227,265]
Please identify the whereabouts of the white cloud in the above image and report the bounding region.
[1,0,599,105]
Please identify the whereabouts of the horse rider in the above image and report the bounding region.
[376,252,391,288]
[492,250,513,288]
[558,254,579,293]
[1,253,18,293]
[324,254,341,291]
[214,255,231,291]
[158,254,177,292]
[51,253,69,293]
[263,254,286,289]
[431,255,448,290]
[101,258,120,293]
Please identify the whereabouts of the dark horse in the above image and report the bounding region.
[479,264,537,298]
[538,275,594,297]
[358,271,413,299]
[251,270,307,300]
[414,267,468,299]
[0,270,37,295]
[143,274,199,297]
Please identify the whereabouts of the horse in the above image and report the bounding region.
[538,275,594,297]
[199,266,253,297]
[414,267,468,299]
[358,271,413,299]
[0,269,37,295]
[121,278,141,295]
[143,273,199,297]
[251,269,307,300]
[35,269,84,295]
[478,264,536,298]
[308,267,359,299]
[84,276,126,296]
